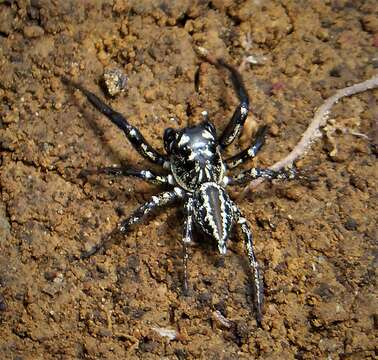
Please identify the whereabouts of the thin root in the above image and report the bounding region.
[238,75,378,200]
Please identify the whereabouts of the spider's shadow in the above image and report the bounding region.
[68,88,166,201]
[70,88,126,167]
[171,217,260,315]
[194,63,234,134]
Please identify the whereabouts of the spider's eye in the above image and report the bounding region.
[164,128,176,153]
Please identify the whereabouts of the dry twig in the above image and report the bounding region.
[238,75,378,200]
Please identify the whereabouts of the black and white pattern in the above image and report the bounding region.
[118,190,181,233]
[233,204,263,323]
[70,81,169,166]
[182,198,194,294]
[70,59,298,324]
[193,182,233,255]
[80,166,169,185]
[226,125,268,169]
[231,167,297,185]
[217,59,250,148]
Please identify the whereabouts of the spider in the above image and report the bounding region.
[66,59,296,324]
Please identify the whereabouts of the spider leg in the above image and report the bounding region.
[118,190,181,233]
[80,166,169,185]
[230,167,297,185]
[65,79,169,167]
[225,126,268,169]
[182,197,194,294]
[216,60,250,149]
[233,204,263,324]
[81,189,182,258]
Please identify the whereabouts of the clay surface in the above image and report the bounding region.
[0,1,377,359]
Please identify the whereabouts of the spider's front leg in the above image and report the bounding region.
[214,62,268,170]
[65,79,169,167]
[216,60,250,149]
[233,205,263,324]
[81,189,182,258]
[225,126,268,169]
[80,166,170,185]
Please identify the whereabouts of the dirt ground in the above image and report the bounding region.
[0,1,377,359]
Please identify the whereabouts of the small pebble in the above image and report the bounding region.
[98,328,112,337]
[103,68,128,96]
[344,217,358,231]
[151,326,177,341]
[23,25,44,39]
[0,294,7,312]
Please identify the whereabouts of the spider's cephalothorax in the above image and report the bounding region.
[69,59,297,324]
[164,120,225,191]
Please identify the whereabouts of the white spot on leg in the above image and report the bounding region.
[231,124,241,140]
[238,217,247,224]
[247,148,256,157]
[183,236,192,243]
[146,151,156,160]
[162,192,172,201]
[141,170,153,179]
[240,106,248,116]
[250,168,258,178]
[151,196,159,204]
[168,174,175,185]
[174,187,184,197]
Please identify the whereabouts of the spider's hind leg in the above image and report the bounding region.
[182,198,194,295]
[81,190,181,258]
[118,190,180,233]
[233,204,263,324]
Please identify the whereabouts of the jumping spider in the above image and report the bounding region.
[67,59,296,323]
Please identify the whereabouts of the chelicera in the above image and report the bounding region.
[68,59,296,323]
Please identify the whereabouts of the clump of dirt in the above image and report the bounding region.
[0,1,377,359]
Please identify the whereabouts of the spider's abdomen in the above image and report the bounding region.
[193,182,234,255]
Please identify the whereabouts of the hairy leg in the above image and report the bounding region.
[182,197,194,294]
[226,126,268,169]
[81,189,181,258]
[233,205,263,324]
[217,60,250,148]
[230,167,297,185]
[80,166,169,185]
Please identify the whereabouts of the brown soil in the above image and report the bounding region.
[0,1,377,359]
